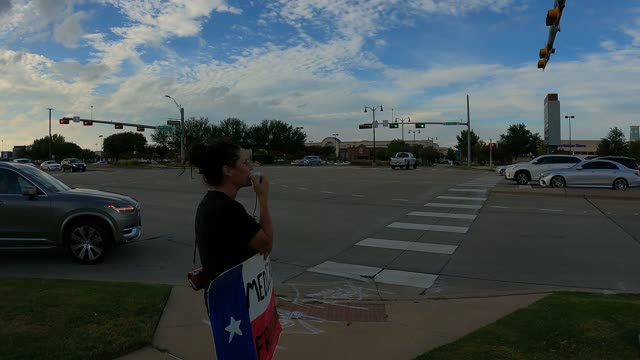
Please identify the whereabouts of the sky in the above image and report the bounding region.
[1,0,640,153]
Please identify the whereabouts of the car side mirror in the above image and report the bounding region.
[531,161,539,165]
[21,186,37,197]
[576,166,583,171]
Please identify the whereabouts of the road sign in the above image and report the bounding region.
[73,116,81,123]
[383,120,388,127]
[157,125,174,131]
[167,120,181,126]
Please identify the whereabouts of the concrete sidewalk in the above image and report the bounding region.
[116,285,547,360]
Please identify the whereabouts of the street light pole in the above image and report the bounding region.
[395,116,411,144]
[99,135,103,161]
[489,138,493,168]
[364,105,383,165]
[564,115,575,155]
[48,108,53,159]
[165,95,185,164]
[466,94,471,168]
[408,130,420,145]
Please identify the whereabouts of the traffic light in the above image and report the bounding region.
[83,120,93,126]
[115,124,123,129]
[59,118,69,124]
[415,123,425,128]
[389,123,399,128]
[136,127,145,132]
[538,0,565,70]
[546,7,561,26]
[359,123,372,129]
[490,143,495,148]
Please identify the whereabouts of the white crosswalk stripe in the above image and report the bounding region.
[356,238,457,254]
[387,222,468,233]
[424,203,482,210]
[436,196,486,201]
[408,211,477,220]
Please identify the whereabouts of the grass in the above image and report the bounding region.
[416,292,640,360]
[0,277,172,360]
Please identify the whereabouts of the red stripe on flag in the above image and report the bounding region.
[251,291,282,360]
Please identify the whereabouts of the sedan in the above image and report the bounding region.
[40,160,62,171]
[0,162,142,264]
[539,159,640,190]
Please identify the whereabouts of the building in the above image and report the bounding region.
[544,93,561,148]
[556,140,599,155]
[631,126,639,142]
[305,137,442,161]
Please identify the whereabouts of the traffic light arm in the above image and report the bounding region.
[59,117,157,129]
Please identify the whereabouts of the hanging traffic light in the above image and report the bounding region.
[83,120,93,126]
[389,123,399,128]
[415,123,425,128]
[359,123,372,129]
[59,118,70,124]
[136,127,145,132]
[537,0,565,70]
[115,124,124,129]
[490,143,496,148]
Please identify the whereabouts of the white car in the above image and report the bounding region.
[12,158,36,167]
[505,155,584,185]
[539,159,640,190]
[40,160,62,171]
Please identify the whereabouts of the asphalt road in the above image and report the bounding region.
[2,164,639,298]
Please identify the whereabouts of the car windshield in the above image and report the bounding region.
[70,159,82,163]
[19,166,71,193]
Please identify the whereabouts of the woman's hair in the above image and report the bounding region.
[189,137,241,186]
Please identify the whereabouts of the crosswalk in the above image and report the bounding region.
[305,174,501,290]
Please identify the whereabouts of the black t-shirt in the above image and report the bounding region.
[195,191,261,286]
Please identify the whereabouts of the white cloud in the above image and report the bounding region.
[54,11,90,48]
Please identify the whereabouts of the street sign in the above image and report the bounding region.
[383,120,388,127]
[167,120,181,126]
[157,125,174,131]
[73,116,81,123]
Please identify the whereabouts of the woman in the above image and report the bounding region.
[190,138,274,306]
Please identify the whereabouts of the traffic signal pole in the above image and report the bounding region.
[467,94,471,168]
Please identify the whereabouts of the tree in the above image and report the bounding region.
[246,119,306,157]
[446,148,456,161]
[56,142,83,159]
[81,149,97,162]
[384,139,409,158]
[629,141,640,162]
[455,129,480,163]
[103,132,147,161]
[219,118,249,147]
[596,127,629,156]
[151,127,174,151]
[499,123,542,161]
[28,134,66,160]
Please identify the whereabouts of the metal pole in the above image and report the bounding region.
[372,109,376,165]
[180,106,185,164]
[490,139,494,167]
[401,119,404,143]
[569,116,573,155]
[47,108,54,159]
[466,94,471,168]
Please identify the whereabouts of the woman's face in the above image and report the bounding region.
[228,151,254,187]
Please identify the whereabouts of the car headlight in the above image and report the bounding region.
[107,204,136,214]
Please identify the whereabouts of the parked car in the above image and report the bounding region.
[302,155,322,166]
[40,160,62,171]
[594,156,640,171]
[93,160,109,165]
[12,158,36,167]
[0,162,142,263]
[390,152,417,169]
[61,158,86,172]
[539,159,640,190]
[505,155,583,185]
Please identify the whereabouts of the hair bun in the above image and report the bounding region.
[189,144,207,168]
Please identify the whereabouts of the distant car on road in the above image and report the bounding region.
[302,155,322,166]
[390,152,417,169]
[12,158,36,167]
[594,156,640,171]
[40,160,62,171]
[539,159,640,190]
[0,162,142,264]
[61,158,86,172]
[93,161,109,165]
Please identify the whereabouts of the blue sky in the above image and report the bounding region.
[1,0,640,152]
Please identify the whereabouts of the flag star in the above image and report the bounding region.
[225,316,243,343]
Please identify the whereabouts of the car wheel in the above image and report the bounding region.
[515,171,530,185]
[405,163,410,170]
[613,178,628,191]
[550,176,566,188]
[66,220,111,264]
[391,165,396,170]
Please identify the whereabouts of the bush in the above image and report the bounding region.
[253,153,274,165]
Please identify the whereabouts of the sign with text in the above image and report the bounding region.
[207,254,282,360]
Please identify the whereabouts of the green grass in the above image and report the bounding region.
[0,277,172,360]
[416,292,640,360]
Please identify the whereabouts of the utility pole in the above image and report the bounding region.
[165,95,186,165]
[466,94,471,168]
[489,138,493,168]
[364,105,383,165]
[48,108,53,159]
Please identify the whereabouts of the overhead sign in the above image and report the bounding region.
[73,116,81,123]
[167,120,181,126]
[207,254,282,360]
[157,125,174,131]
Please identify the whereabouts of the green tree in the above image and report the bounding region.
[28,134,66,160]
[81,149,97,162]
[103,132,147,161]
[219,118,249,147]
[384,139,408,158]
[56,142,83,159]
[446,148,456,161]
[246,119,306,157]
[596,127,629,156]
[151,127,174,151]
[455,129,480,163]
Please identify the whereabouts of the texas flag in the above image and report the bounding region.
[207,254,282,360]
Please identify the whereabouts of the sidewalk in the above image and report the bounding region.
[116,285,547,360]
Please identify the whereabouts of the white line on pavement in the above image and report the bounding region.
[307,261,381,281]
[449,188,487,193]
[456,184,495,187]
[392,198,409,202]
[374,269,438,289]
[298,187,308,190]
[408,211,477,220]
[489,206,511,209]
[424,203,482,210]
[352,194,364,197]
[539,209,563,212]
[437,196,486,201]
[281,185,289,188]
[321,191,334,194]
[387,222,469,233]
[356,238,457,254]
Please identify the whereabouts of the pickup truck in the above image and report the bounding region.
[390,152,417,169]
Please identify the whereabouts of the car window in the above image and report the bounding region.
[534,157,551,164]
[397,153,408,158]
[554,156,580,164]
[0,169,20,195]
[582,161,618,170]
[18,166,71,193]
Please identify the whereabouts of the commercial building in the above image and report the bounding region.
[556,140,599,155]
[631,126,639,142]
[544,93,561,148]
[305,137,443,161]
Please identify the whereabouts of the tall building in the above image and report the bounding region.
[544,93,561,146]
[631,126,640,142]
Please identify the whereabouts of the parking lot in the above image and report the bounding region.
[2,165,640,298]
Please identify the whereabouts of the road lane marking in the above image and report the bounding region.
[540,209,563,212]
[387,222,468,233]
[321,191,334,194]
[374,269,438,289]
[281,185,289,188]
[489,206,510,209]
[356,238,457,254]
[437,196,486,201]
[307,261,381,281]
[298,187,308,190]
[392,198,409,202]
[352,194,364,197]
[424,203,482,210]
[408,211,476,220]
[456,184,495,187]
[448,188,487,193]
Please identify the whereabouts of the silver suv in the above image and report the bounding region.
[0,162,142,264]
[505,155,583,185]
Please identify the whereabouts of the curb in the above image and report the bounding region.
[490,187,640,201]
